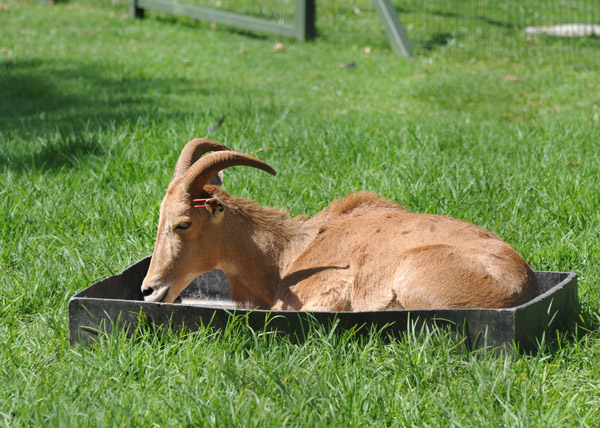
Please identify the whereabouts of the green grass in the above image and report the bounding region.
[1,0,599,426]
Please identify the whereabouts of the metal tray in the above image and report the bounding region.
[69,257,578,351]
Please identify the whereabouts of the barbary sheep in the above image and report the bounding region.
[141,138,540,310]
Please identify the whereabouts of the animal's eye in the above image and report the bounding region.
[176,222,191,230]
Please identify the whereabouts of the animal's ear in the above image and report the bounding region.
[205,198,225,219]
[206,171,224,186]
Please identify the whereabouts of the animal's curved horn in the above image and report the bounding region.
[182,151,276,192]
[173,139,232,179]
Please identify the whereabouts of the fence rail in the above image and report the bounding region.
[129,0,316,41]
[129,0,413,56]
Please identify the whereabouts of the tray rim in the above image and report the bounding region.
[68,258,579,351]
[70,256,577,316]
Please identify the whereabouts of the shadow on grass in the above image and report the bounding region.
[0,57,219,173]
[427,10,516,30]
[392,4,517,29]
[0,57,214,130]
[152,14,273,40]
[574,303,600,338]
[0,133,106,173]
[529,302,600,356]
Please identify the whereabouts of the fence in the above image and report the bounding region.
[130,0,413,56]
[396,0,600,57]
[128,0,600,58]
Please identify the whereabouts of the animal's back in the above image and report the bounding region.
[274,193,539,311]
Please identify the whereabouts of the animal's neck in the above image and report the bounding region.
[215,195,311,308]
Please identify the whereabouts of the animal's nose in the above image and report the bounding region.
[141,285,154,297]
[140,279,172,302]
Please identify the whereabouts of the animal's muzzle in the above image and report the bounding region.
[141,280,172,302]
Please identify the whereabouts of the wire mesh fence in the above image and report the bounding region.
[131,0,600,59]
[394,0,600,58]
[313,0,600,59]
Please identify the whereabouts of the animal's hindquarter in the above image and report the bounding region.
[388,243,539,309]
[276,209,539,310]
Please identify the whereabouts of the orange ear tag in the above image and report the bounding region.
[192,198,210,209]
[193,198,220,212]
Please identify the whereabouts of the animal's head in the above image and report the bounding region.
[141,138,276,303]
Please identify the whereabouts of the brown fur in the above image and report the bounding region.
[142,182,540,311]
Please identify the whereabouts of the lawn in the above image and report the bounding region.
[1,0,599,426]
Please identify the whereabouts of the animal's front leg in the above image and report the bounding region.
[299,279,354,311]
[274,267,354,311]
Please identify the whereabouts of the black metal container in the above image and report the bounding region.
[69,257,578,351]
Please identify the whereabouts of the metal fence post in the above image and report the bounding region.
[372,0,412,57]
[294,0,316,42]
[129,0,145,19]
